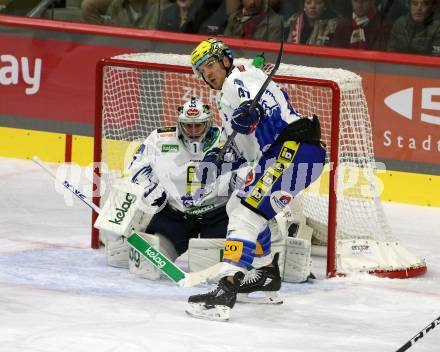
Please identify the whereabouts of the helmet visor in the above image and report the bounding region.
[180,121,208,140]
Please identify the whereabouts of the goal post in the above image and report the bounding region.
[93,52,427,279]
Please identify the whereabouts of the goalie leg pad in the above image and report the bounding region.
[129,232,178,280]
[188,238,225,273]
[106,236,130,269]
[283,236,312,283]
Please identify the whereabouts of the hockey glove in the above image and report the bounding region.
[231,100,264,135]
[195,147,247,185]
[195,147,223,185]
[151,191,167,208]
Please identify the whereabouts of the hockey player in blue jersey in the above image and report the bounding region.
[185,39,326,321]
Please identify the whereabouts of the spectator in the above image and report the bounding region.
[269,0,281,13]
[158,0,204,33]
[278,0,300,20]
[105,0,171,29]
[197,0,228,35]
[81,0,112,24]
[224,0,283,41]
[388,0,440,55]
[376,0,407,21]
[331,0,392,50]
[331,0,407,20]
[225,0,242,15]
[1,0,41,16]
[285,0,339,46]
[330,0,352,18]
[196,0,245,36]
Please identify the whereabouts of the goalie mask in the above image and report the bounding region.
[178,97,213,154]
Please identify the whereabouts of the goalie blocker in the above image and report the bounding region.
[94,180,169,272]
[94,180,167,238]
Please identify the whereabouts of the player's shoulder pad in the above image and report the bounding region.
[235,64,248,73]
[228,64,265,91]
[230,63,262,77]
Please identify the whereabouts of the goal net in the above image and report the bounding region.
[93,52,426,279]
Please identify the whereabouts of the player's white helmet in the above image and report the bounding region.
[177,97,213,154]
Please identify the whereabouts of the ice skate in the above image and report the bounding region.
[237,252,283,305]
[185,271,244,321]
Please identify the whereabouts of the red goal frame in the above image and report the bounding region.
[92,57,426,279]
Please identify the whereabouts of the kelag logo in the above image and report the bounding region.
[385,87,440,125]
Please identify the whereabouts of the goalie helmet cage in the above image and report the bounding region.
[92,52,427,279]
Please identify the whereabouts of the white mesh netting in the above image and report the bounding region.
[96,52,425,276]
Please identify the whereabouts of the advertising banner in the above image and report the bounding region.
[0,25,439,170]
[0,35,132,124]
[374,74,440,164]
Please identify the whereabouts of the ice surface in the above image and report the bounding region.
[1,157,439,352]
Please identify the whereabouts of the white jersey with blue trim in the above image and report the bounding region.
[127,126,230,213]
[217,64,301,162]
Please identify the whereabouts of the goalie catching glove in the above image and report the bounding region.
[194,147,224,186]
[231,100,264,135]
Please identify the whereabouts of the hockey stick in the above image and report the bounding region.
[216,32,284,162]
[33,156,219,287]
[395,315,440,352]
[127,232,224,287]
[32,156,100,213]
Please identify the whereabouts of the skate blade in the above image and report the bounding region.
[185,303,230,322]
[237,291,283,305]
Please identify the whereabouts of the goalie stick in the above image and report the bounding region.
[32,155,224,288]
[395,315,440,352]
[216,29,284,163]
[32,156,100,213]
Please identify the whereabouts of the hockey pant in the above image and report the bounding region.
[223,141,326,269]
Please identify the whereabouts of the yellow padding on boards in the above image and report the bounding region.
[223,240,244,263]
[102,138,141,172]
[1,127,438,207]
[306,165,440,206]
[71,136,141,169]
[72,135,94,167]
[306,164,381,199]
[378,171,440,207]
[0,126,65,162]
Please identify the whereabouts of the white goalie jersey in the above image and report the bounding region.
[128,126,231,213]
